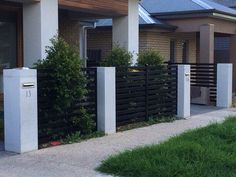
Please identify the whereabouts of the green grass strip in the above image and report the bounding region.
[97,117,236,177]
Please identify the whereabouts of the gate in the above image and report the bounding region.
[116,65,178,126]
[190,64,217,105]
[169,63,217,105]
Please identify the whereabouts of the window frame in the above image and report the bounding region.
[170,39,176,63]
[182,40,189,63]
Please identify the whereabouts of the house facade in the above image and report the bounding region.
[0,0,139,111]
[0,0,139,67]
[87,0,236,90]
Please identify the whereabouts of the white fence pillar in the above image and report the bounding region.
[97,67,116,134]
[4,68,38,153]
[217,64,233,108]
[177,65,191,118]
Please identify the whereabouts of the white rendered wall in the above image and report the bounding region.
[177,65,191,118]
[112,0,139,64]
[4,69,38,153]
[97,67,116,134]
[23,0,58,67]
[217,64,233,108]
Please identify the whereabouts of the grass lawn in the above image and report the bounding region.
[97,117,236,177]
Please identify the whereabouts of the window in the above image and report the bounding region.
[214,37,230,63]
[170,40,176,63]
[182,40,189,63]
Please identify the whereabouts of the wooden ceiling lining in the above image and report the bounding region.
[58,0,128,17]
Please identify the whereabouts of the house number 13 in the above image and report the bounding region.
[26,90,32,98]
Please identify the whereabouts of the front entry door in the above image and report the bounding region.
[0,12,17,92]
[0,3,22,120]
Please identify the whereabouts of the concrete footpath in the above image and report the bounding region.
[0,105,236,177]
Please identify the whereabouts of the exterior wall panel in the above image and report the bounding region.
[87,28,112,59]
[59,12,80,49]
[87,28,197,63]
[144,31,196,63]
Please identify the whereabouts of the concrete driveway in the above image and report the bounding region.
[0,105,236,177]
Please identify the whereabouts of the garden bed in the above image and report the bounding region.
[117,116,175,132]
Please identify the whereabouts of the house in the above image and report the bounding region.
[87,0,236,90]
[0,0,139,67]
[0,0,139,111]
[0,1,139,78]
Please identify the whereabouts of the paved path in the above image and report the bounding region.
[0,105,236,177]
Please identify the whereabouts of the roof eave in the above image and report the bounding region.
[150,9,215,17]
[213,9,236,18]
[140,23,177,30]
[151,9,236,22]
[95,23,177,31]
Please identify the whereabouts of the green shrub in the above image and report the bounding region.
[63,131,82,144]
[138,50,164,66]
[71,107,95,135]
[35,36,95,138]
[101,45,133,67]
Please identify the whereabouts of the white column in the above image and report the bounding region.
[4,68,38,153]
[23,0,58,67]
[112,0,139,64]
[97,67,116,134]
[217,64,233,108]
[177,65,191,118]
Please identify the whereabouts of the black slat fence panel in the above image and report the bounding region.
[37,68,97,144]
[116,66,177,126]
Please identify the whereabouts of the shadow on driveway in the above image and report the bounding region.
[191,104,223,116]
[0,142,17,159]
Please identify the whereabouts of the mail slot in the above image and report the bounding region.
[185,73,190,77]
[22,82,35,89]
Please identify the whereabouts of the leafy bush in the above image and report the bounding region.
[63,131,82,144]
[35,37,87,110]
[101,45,133,67]
[138,50,164,66]
[71,107,95,135]
[35,36,95,140]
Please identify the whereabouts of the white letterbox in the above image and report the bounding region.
[177,65,191,118]
[3,68,38,153]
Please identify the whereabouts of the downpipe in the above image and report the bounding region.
[80,21,97,67]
